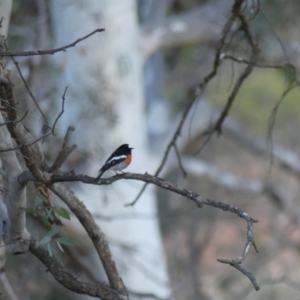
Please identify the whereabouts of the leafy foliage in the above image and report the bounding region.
[35,226,79,256]
[27,193,77,255]
[26,193,71,227]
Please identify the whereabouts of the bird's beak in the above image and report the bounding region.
[131,147,134,150]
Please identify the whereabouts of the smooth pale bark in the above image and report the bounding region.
[50,0,169,296]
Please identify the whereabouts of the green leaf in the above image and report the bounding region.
[41,216,51,228]
[47,243,53,257]
[37,194,49,203]
[56,241,65,253]
[46,226,62,238]
[39,236,51,245]
[55,207,70,220]
[33,196,41,208]
[0,168,7,177]
[46,209,54,221]
[55,238,79,247]
[51,209,57,220]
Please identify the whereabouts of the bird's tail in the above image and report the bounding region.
[96,169,105,180]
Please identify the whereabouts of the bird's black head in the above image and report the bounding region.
[118,144,134,154]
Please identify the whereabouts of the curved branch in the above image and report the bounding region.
[29,241,126,300]
[48,182,128,298]
[19,170,259,287]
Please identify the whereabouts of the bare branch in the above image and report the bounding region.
[0,110,28,128]
[0,28,105,57]
[19,170,259,287]
[47,125,77,172]
[217,260,260,291]
[173,143,187,178]
[222,54,296,70]
[0,71,45,177]
[49,182,128,298]
[5,48,49,127]
[29,241,126,300]
[131,0,240,205]
[212,0,260,135]
[1,86,67,183]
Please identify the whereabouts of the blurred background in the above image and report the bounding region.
[2,0,300,299]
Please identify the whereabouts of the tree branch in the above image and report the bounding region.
[29,241,126,300]
[217,260,260,291]
[210,0,260,135]
[46,125,77,173]
[6,48,49,127]
[19,170,259,288]
[132,0,239,205]
[48,182,128,298]
[0,28,105,57]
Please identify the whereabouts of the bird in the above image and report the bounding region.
[96,144,133,179]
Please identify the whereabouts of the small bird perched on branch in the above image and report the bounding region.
[96,144,133,179]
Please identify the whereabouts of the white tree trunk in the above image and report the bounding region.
[50,0,169,296]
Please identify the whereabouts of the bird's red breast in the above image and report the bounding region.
[125,154,132,167]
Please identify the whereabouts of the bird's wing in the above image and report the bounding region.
[98,155,127,173]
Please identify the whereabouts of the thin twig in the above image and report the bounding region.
[217,260,260,291]
[0,29,105,57]
[47,125,77,172]
[174,143,187,178]
[52,86,67,135]
[4,42,49,127]
[223,54,296,70]
[0,110,28,127]
[0,87,67,153]
[129,1,239,206]
[195,0,260,155]
[213,0,260,134]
